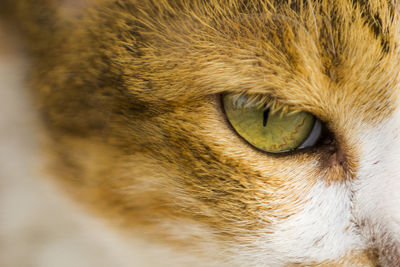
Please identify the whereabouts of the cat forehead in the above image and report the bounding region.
[122,0,400,124]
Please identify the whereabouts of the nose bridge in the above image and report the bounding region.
[352,111,400,264]
[356,114,400,217]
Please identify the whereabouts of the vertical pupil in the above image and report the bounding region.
[263,108,270,127]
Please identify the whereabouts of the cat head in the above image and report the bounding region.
[30,0,400,265]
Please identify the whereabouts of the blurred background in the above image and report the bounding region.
[0,21,134,267]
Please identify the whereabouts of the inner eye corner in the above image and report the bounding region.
[221,93,335,155]
[316,121,337,147]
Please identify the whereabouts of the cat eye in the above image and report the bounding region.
[222,94,322,153]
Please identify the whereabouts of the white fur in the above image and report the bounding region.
[229,181,364,266]
[267,181,364,264]
[352,108,400,255]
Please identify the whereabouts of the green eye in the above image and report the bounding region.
[223,94,322,153]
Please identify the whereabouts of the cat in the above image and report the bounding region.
[2,0,400,266]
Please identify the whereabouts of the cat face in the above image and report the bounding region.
[27,0,400,266]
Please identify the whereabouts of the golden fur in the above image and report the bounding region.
[2,0,400,265]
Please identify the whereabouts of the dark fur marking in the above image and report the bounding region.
[351,0,394,53]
